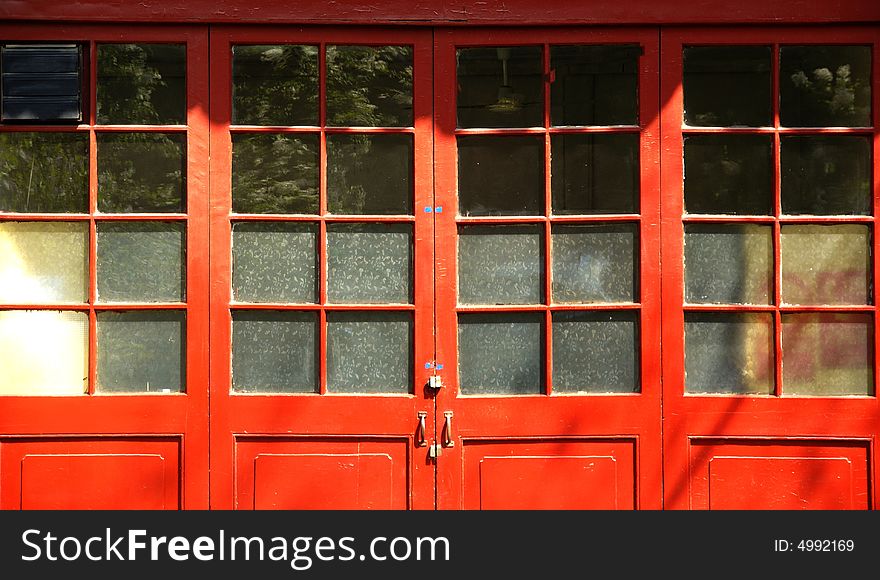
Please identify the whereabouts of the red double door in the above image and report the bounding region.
[1,23,877,510]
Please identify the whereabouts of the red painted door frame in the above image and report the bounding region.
[433,26,663,509]
[660,25,880,509]
[0,22,210,509]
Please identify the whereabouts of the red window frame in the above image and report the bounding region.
[660,25,880,509]
[0,23,210,509]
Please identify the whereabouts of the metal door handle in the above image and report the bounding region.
[442,411,454,447]
[416,411,427,447]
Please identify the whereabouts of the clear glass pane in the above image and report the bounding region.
[326,311,412,393]
[782,313,873,396]
[458,312,544,395]
[550,44,640,126]
[552,311,639,393]
[0,221,87,303]
[97,44,186,125]
[0,132,88,213]
[97,221,185,303]
[97,132,185,213]
[458,135,544,216]
[551,133,639,215]
[781,136,871,215]
[0,310,87,395]
[326,45,413,127]
[232,310,317,393]
[231,133,319,214]
[459,225,543,305]
[232,45,318,126]
[684,134,773,215]
[780,45,871,127]
[457,46,543,128]
[684,312,774,394]
[552,223,637,303]
[683,45,772,127]
[327,223,412,304]
[232,221,317,303]
[685,224,772,305]
[326,134,413,215]
[781,224,871,305]
[96,310,185,393]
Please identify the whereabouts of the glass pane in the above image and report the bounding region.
[684,224,772,305]
[684,134,773,215]
[96,310,185,393]
[326,134,413,215]
[459,225,542,305]
[232,310,317,393]
[458,312,544,395]
[781,135,871,215]
[552,223,637,303]
[780,45,871,127]
[0,310,87,395]
[0,221,87,303]
[781,224,871,305]
[550,44,640,126]
[327,223,412,304]
[683,45,772,127]
[326,45,413,127]
[232,45,318,126]
[96,221,185,303]
[552,311,639,393]
[551,133,639,215]
[232,221,317,303]
[0,132,88,213]
[231,133,319,214]
[97,132,185,213]
[458,135,544,216]
[782,313,873,396]
[457,46,543,128]
[97,44,186,125]
[326,311,412,393]
[684,312,774,394]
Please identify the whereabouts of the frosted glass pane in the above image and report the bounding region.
[326,45,413,127]
[326,134,413,215]
[552,223,637,303]
[232,310,317,393]
[232,44,318,126]
[782,313,873,396]
[459,225,542,305]
[326,311,412,393]
[97,221,185,303]
[96,310,185,393]
[781,224,871,305]
[685,224,772,305]
[0,310,87,395]
[458,313,543,394]
[685,312,774,394]
[97,132,185,213]
[552,311,639,393]
[0,221,87,303]
[327,223,412,304]
[232,222,317,303]
[232,133,319,214]
[0,132,88,213]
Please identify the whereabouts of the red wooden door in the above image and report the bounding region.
[660,26,880,509]
[433,27,662,509]
[208,26,436,509]
[0,23,210,509]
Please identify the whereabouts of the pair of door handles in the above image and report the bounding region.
[416,410,454,450]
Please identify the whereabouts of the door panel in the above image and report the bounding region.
[208,26,435,509]
[434,27,662,509]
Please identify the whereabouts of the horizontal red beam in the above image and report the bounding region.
[2,0,878,24]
